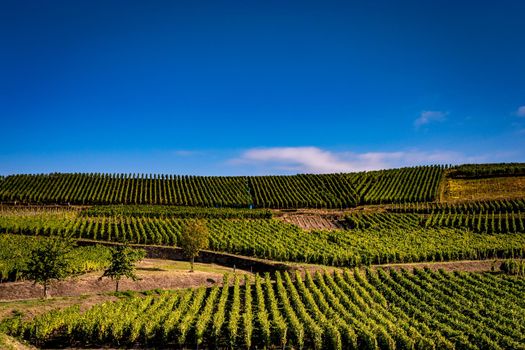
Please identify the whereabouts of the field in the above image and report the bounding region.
[443,176,525,202]
[4,269,525,349]
[0,163,524,349]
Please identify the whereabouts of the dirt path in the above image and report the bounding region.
[0,259,247,302]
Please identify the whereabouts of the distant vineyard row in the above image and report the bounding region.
[343,211,525,235]
[388,198,525,214]
[448,162,525,179]
[0,166,444,208]
[5,269,525,349]
[1,211,525,266]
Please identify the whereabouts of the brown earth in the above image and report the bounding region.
[0,333,36,350]
[280,214,343,230]
[273,207,392,231]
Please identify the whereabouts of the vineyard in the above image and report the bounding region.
[353,166,444,204]
[342,210,525,234]
[249,173,360,208]
[1,210,525,266]
[1,162,525,349]
[3,269,524,349]
[0,234,110,282]
[0,165,446,208]
[388,199,525,214]
[448,163,525,178]
[420,211,525,233]
[80,205,273,219]
[0,174,252,207]
[443,177,525,203]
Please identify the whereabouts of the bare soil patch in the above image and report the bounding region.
[0,333,36,350]
[274,207,391,231]
[280,215,343,230]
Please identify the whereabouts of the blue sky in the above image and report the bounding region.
[1,0,524,175]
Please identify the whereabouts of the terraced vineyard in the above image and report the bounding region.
[4,269,524,349]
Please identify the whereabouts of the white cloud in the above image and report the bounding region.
[414,110,447,128]
[174,150,201,157]
[516,106,525,117]
[231,146,485,174]
[235,147,355,173]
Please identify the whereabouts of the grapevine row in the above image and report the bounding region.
[6,269,525,349]
[249,174,359,209]
[421,211,525,233]
[357,165,444,204]
[448,162,525,178]
[388,199,525,214]
[0,166,446,208]
[2,212,525,266]
[0,173,251,207]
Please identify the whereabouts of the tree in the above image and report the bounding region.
[25,237,74,298]
[100,243,145,292]
[180,220,209,272]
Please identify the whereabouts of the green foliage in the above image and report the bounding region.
[449,162,525,178]
[389,198,525,214]
[0,165,446,208]
[8,270,525,349]
[81,205,272,219]
[0,173,252,207]
[24,236,75,298]
[249,173,359,208]
[101,244,145,292]
[179,220,209,271]
[351,165,445,204]
[500,259,525,276]
[419,210,525,233]
[2,210,525,266]
[0,234,110,282]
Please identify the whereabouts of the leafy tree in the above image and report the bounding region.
[180,220,209,272]
[100,243,145,292]
[24,237,74,298]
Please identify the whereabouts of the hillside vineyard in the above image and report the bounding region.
[1,163,525,350]
[7,269,525,349]
[1,208,524,267]
[0,165,444,207]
